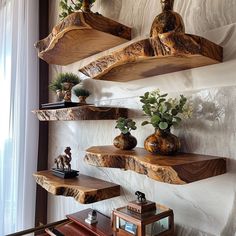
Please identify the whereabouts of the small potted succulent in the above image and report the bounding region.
[74,87,91,104]
[49,72,81,102]
[140,89,192,155]
[113,117,137,150]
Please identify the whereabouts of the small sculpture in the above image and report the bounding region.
[54,146,72,171]
[53,146,79,178]
[150,0,185,38]
[135,191,146,204]
[127,191,156,214]
[85,210,98,224]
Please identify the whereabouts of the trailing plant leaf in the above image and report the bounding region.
[115,117,137,134]
[159,121,168,130]
[140,89,192,130]
[141,121,149,126]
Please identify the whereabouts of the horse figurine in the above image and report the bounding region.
[54,147,72,172]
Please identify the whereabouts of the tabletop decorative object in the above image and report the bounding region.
[74,87,91,104]
[113,117,137,150]
[112,191,174,235]
[52,146,79,178]
[85,210,98,224]
[140,89,192,155]
[49,72,81,102]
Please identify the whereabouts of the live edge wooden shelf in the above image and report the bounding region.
[35,12,131,65]
[32,105,128,121]
[79,32,223,82]
[85,146,227,185]
[33,170,120,204]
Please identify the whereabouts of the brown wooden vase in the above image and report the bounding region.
[144,129,180,155]
[150,0,185,38]
[113,133,137,150]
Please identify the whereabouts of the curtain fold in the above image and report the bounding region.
[0,0,39,234]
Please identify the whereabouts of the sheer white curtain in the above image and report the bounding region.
[0,0,39,234]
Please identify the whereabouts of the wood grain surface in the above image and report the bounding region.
[35,12,131,65]
[79,32,223,82]
[33,170,120,204]
[32,105,128,121]
[85,146,227,184]
[67,208,113,236]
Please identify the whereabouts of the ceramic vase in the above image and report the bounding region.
[144,129,180,155]
[113,132,137,150]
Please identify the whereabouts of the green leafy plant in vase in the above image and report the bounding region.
[74,88,90,104]
[113,117,137,150]
[140,89,192,155]
[59,0,96,19]
[49,72,81,102]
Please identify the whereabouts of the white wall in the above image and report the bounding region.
[47,1,236,235]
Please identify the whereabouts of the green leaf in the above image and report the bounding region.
[74,4,82,10]
[164,102,171,110]
[141,121,149,126]
[144,92,149,98]
[151,115,160,124]
[162,113,172,121]
[160,93,168,97]
[158,98,166,103]
[171,109,178,116]
[159,122,168,130]
[148,97,156,104]
[173,116,182,123]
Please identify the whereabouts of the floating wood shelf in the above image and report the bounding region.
[85,146,227,185]
[32,105,128,121]
[79,32,223,82]
[35,12,131,65]
[33,170,120,204]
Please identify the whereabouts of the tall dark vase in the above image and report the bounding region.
[144,129,180,155]
[113,133,137,150]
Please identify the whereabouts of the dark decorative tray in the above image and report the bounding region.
[41,101,81,109]
[52,168,79,179]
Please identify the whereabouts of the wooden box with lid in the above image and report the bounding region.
[112,195,174,236]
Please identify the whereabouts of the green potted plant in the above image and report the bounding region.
[49,72,81,102]
[113,117,137,150]
[140,89,192,155]
[74,87,90,104]
[59,0,96,19]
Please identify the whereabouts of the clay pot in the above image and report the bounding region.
[113,133,137,150]
[144,129,180,155]
[78,96,88,104]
